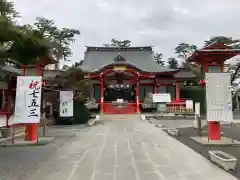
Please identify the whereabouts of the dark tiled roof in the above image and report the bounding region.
[174,68,199,79]
[78,46,176,73]
[0,64,21,75]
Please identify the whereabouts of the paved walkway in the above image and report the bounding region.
[0,125,89,180]
[22,120,237,180]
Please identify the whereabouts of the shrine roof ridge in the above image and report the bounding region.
[85,46,153,51]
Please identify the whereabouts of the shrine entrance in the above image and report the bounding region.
[102,69,138,114]
[104,84,136,102]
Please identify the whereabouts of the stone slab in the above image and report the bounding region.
[190,136,240,146]
[0,136,55,147]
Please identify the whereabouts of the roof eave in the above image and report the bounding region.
[85,46,153,52]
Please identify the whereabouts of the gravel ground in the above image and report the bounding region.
[0,125,90,180]
[169,124,240,179]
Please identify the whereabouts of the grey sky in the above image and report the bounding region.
[14,0,240,66]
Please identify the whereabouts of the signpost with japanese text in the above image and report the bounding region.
[206,73,233,122]
[13,76,42,124]
[60,91,73,117]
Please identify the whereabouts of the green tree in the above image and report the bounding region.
[33,17,80,69]
[8,28,50,66]
[0,1,51,66]
[175,43,197,61]
[204,36,239,47]
[103,38,131,47]
[0,1,80,68]
[167,57,179,69]
[153,52,164,66]
[48,67,92,102]
[0,0,19,22]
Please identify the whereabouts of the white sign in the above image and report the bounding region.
[60,91,73,117]
[13,76,42,124]
[117,99,124,103]
[194,102,200,128]
[152,93,171,103]
[195,102,200,116]
[186,100,193,109]
[206,73,233,122]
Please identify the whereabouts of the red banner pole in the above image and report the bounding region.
[24,65,41,141]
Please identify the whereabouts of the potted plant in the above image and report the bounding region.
[208,150,237,170]
[167,128,179,136]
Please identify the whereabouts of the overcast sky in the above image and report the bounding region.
[14,0,240,66]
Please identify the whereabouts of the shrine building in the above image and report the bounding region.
[78,46,198,114]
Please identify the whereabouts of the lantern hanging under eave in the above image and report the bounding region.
[199,79,206,86]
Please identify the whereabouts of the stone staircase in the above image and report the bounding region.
[100,114,141,121]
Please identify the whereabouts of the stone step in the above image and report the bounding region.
[101,114,141,120]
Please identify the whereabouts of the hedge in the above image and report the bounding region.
[180,86,206,113]
[54,101,91,125]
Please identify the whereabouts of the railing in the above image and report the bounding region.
[140,101,194,115]
[100,101,193,114]
[166,102,194,115]
[103,103,137,114]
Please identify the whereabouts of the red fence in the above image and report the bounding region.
[101,100,192,114]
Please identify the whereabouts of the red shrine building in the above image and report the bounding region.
[187,42,240,140]
[80,46,198,114]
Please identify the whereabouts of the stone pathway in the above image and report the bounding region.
[22,120,237,180]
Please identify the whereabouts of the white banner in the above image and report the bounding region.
[13,76,42,124]
[186,100,193,109]
[195,102,200,116]
[152,93,171,103]
[206,73,233,122]
[60,91,73,117]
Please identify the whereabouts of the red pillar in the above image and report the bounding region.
[23,64,41,142]
[208,121,221,140]
[136,75,139,113]
[175,82,180,101]
[100,74,104,113]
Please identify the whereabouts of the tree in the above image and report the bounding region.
[7,27,50,66]
[167,57,179,69]
[0,1,80,69]
[153,52,164,66]
[0,0,19,22]
[204,36,239,47]
[175,43,197,61]
[33,17,80,69]
[0,2,49,66]
[47,67,92,102]
[103,38,131,47]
